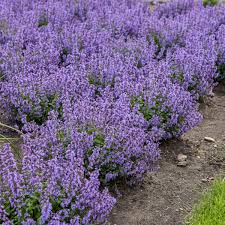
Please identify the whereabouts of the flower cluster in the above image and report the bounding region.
[0,141,116,225]
[0,0,224,224]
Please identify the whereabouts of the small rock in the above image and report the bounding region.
[177,161,188,167]
[208,90,215,98]
[177,154,187,162]
[213,144,218,148]
[194,142,201,147]
[197,156,201,159]
[204,137,215,142]
[201,178,208,183]
[201,177,214,183]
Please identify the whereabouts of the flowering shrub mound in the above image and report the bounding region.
[0,0,224,224]
[0,143,115,225]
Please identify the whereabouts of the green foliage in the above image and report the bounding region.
[57,130,66,143]
[0,69,4,81]
[186,178,225,225]
[77,37,84,52]
[171,73,185,84]
[0,19,8,31]
[131,95,185,135]
[131,95,153,121]
[88,74,102,86]
[86,125,97,135]
[146,32,162,57]
[19,93,63,125]
[59,47,71,65]
[151,32,162,56]
[50,189,87,223]
[82,129,122,183]
[88,72,115,91]
[93,133,105,147]
[84,132,105,169]
[203,0,218,6]
[137,59,143,69]
[187,76,200,93]
[131,95,171,124]
[88,74,104,97]
[23,192,41,222]
[218,63,225,75]
[50,195,63,214]
[3,200,20,224]
[217,62,225,82]
[38,15,48,27]
[57,130,71,149]
[99,163,121,183]
[3,192,41,224]
[57,125,122,184]
[1,188,88,224]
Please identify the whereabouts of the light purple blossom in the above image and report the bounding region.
[0,0,224,224]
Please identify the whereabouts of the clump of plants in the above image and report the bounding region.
[0,0,225,224]
[0,143,115,224]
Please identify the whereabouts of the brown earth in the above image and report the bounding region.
[109,85,225,225]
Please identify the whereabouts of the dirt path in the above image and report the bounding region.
[109,85,225,225]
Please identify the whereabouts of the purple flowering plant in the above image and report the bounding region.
[0,0,225,224]
[0,140,116,224]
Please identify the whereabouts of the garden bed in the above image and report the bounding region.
[0,0,225,224]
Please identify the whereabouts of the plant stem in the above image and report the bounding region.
[0,122,23,135]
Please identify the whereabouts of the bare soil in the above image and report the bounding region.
[109,85,225,225]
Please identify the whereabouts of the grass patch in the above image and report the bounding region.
[186,178,225,225]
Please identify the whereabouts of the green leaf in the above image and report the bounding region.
[203,0,218,6]
[93,133,105,147]
[38,16,48,27]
